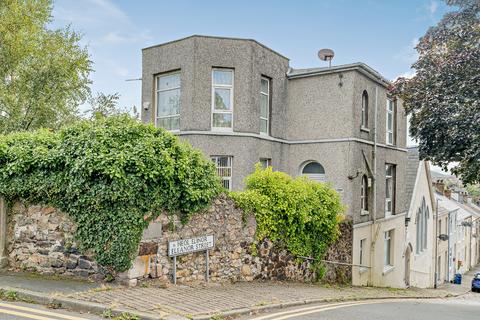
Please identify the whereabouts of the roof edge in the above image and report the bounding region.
[142,35,290,61]
[287,63,391,88]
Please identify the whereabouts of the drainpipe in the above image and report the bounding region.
[434,198,439,288]
[369,86,378,286]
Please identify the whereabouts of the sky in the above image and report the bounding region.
[50,0,453,172]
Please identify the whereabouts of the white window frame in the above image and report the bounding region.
[385,164,395,217]
[211,69,234,131]
[211,155,233,191]
[259,158,272,169]
[260,77,270,135]
[360,238,366,265]
[386,99,394,145]
[155,71,181,132]
[384,229,393,267]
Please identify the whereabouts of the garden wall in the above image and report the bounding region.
[2,195,352,285]
[6,202,103,279]
[123,194,316,285]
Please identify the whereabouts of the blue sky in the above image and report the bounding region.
[51,0,451,112]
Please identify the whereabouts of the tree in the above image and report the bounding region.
[393,0,480,183]
[85,92,122,119]
[0,0,91,133]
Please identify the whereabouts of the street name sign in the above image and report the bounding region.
[168,235,214,257]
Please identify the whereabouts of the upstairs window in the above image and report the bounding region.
[361,90,368,128]
[386,99,395,145]
[385,164,396,216]
[260,77,270,135]
[301,162,326,183]
[361,174,369,214]
[156,72,180,131]
[212,69,234,130]
[211,156,233,190]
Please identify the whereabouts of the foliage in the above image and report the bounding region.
[466,184,480,198]
[0,0,91,133]
[392,0,480,183]
[85,92,123,119]
[0,115,221,272]
[231,166,344,270]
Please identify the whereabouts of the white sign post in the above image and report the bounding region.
[168,235,214,284]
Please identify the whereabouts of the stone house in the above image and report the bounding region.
[141,35,408,287]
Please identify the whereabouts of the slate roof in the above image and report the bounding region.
[406,147,421,208]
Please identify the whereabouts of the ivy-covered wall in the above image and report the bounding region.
[121,194,316,285]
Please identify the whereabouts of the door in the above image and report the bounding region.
[405,245,412,287]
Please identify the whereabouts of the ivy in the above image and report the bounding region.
[231,165,344,272]
[0,115,221,272]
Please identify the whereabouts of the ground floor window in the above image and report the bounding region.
[301,161,326,182]
[384,229,394,267]
[360,238,366,266]
[211,156,232,190]
[259,158,272,169]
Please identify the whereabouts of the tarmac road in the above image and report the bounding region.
[247,292,480,320]
[0,301,101,320]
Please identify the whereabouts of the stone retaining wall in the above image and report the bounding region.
[6,202,102,279]
[3,196,351,285]
[123,195,315,284]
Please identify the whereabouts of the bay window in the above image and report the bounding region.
[212,69,234,130]
[155,72,180,131]
[260,77,270,135]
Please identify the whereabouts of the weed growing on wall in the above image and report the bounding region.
[231,165,344,275]
[0,115,221,272]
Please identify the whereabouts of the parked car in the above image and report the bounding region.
[472,273,480,292]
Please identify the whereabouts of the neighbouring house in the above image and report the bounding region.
[141,35,408,287]
[433,187,480,283]
[403,147,436,288]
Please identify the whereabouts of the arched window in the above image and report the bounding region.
[361,175,369,213]
[301,162,326,182]
[416,197,429,254]
[361,90,368,128]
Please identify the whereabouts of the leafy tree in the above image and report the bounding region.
[85,92,123,119]
[393,0,480,183]
[0,0,91,133]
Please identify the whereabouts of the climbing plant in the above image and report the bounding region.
[231,165,344,273]
[0,115,221,272]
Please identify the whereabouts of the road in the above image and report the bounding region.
[247,292,480,320]
[0,301,101,320]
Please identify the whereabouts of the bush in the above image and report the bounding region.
[0,115,221,272]
[231,165,344,270]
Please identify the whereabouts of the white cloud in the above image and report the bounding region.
[427,0,438,16]
[99,31,152,45]
[86,0,129,23]
[394,37,419,64]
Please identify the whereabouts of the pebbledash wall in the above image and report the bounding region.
[2,195,352,285]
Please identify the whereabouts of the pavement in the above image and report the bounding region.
[0,266,478,320]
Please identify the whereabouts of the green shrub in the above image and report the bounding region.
[0,115,221,272]
[231,165,344,271]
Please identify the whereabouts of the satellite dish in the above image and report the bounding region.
[318,48,335,67]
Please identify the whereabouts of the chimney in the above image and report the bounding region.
[444,189,452,199]
[433,179,445,195]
